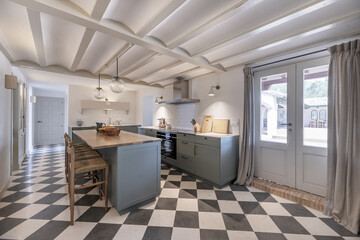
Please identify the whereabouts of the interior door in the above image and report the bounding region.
[295,57,329,196]
[254,64,296,187]
[36,97,65,146]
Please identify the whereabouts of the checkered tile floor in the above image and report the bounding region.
[0,145,359,240]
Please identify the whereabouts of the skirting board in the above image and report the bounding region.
[0,175,12,200]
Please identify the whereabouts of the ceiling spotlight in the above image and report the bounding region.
[110,57,125,93]
[208,85,220,97]
[155,96,163,104]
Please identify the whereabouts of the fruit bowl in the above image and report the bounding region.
[104,128,121,136]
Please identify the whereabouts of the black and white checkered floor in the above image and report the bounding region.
[0,145,359,240]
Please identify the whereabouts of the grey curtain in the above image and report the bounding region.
[324,39,360,235]
[234,67,255,185]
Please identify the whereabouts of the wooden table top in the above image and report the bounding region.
[73,130,161,149]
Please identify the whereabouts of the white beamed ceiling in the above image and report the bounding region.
[0,0,359,87]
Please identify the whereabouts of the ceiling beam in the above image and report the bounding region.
[10,0,225,73]
[95,43,133,74]
[133,60,183,82]
[167,0,260,49]
[120,52,158,76]
[136,0,186,38]
[0,38,15,62]
[192,0,332,57]
[69,0,111,72]
[27,8,46,66]
[148,67,200,84]
[161,71,214,87]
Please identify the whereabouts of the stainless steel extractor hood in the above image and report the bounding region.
[159,77,200,104]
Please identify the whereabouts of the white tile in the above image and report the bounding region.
[55,222,96,240]
[295,217,339,236]
[233,191,257,202]
[9,204,49,219]
[20,184,50,192]
[246,215,281,233]
[197,190,217,200]
[343,237,360,240]
[53,206,89,221]
[166,175,182,181]
[0,202,11,210]
[218,200,243,214]
[180,181,197,189]
[214,186,231,191]
[247,186,264,192]
[113,224,146,240]
[271,195,296,204]
[92,199,112,208]
[53,194,84,205]
[161,170,170,175]
[26,177,50,184]
[161,180,165,188]
[227,230,258,240]
[148,210,176,227]
[260,202,291,216]
[15,192,50,203]
[304,206,330,218]
[171,227,200,240]
[53,178,67,184]
[176,198,198,211]
[100,208,129,224]
[198,212,226,230]
[1,219,48,239]
[283,234,317,240]
[53,186,69,194]
[2,191,16,198]
[160,189,179,198]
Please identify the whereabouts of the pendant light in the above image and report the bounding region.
[93,74,106,100]
[110,57,125,93]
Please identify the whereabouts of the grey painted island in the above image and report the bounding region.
[73,129,161,214]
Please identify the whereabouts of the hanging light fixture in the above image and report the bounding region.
[93,74,106,100]
[208,85,220,96]
[109,57,125,93]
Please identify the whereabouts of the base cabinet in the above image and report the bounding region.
[195,144,220,184]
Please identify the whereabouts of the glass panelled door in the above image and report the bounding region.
[255,57,329,196]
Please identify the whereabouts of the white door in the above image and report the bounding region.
[254,57,329,196]
[36,97,65,146]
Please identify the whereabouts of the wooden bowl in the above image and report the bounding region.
[104,128,121,136]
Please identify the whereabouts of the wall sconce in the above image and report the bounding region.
[30,96,36,103]
[5,74,18,90]
[208,85,220,96]
[155,96,163,104]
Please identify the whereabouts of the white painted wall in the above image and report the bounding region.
[68,85,137,127]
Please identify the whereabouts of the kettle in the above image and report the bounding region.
[96,122,106,132]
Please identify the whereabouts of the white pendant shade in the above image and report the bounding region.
[110,57,125,93]
[93,74,106,100]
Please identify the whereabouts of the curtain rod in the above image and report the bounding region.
[252,49,327,69]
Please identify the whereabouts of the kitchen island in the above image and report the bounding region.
[73,129,161,214]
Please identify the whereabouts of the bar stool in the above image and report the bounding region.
[67,142,109,225]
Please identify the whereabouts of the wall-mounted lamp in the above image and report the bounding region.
[208,85,220,97]
[5,74,18,90]
[155,96,163,104]
[30,96,37,103]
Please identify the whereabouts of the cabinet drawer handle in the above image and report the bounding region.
[204,137,207,140]
[182,141,188,144]
[194,145,197,155]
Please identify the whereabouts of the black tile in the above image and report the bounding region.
[37,184,65,193]
[124,209,153,225]
[163,181,181,189]
[215,191,236,201]
[143,226,173,240]
[75,195,100,206]
[196,182,214,190]
[238,202,267,215]
[0,218,26,235]
[7,183,35,191]
[174,211,199,228]
[12,176,36,182]
[161,175,167,180]
[181,176,196,181]
[200,229,229,240]
[39,177,63,184]
[222,213,252,231]
[320,218,358,237]
[84,223,121,240]
[34,193,66,204]
[40,172,62,177]
[313,236,345,240]
[75,178,92,185]
[178,189,197,199]
[252,192,277,202]
[76,207,107,222]
[161,165,170,170]
[198,199,220,212]
[26,221,69,240]
[270,216,309,234]
[31,205,68,220]
[0,192,33,202]
[229,184,249,191]
[256,232,287,240]
[281,203,316,217]
[74,186,97,194]
[155,198,177,210]
[169,170,182,175]
[41,167,62,172]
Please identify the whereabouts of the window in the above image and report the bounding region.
[311,110,318,120]
[319,109,327,120]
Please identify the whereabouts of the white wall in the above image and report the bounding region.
[68,85,137,127]
[0,51,13,194]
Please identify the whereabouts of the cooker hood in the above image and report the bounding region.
[159,77,200,104]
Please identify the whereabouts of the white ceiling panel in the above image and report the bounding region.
[77,31,127,73]
[205,0,360,63]
[103,0,170,33]
[149,0,240,45]
[42,13,86,69]
[116,45,155,73]
[180,0,316,55]
[69,0,97,16]
[0,0,37,62]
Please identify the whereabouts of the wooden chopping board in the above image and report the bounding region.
[213,119,229,134]
[201,115,213,133]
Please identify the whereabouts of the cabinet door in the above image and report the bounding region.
[195,144,220,184]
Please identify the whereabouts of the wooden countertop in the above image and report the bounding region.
[73,130,161,149]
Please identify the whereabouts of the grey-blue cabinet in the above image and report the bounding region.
[195,144,220,184]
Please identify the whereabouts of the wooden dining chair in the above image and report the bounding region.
[67,141,109,225]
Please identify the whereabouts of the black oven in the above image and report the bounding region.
[157,131,177,159]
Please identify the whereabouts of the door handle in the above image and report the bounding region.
[38,121,43,123]
[281,123,292,127]
[194,145,197,156]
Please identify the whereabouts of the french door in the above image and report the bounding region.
[254,57,329,196]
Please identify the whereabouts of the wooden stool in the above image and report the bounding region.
[67,142,109,225]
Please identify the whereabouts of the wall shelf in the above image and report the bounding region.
[81,100,130,115]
